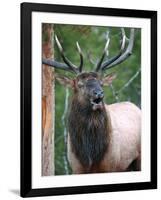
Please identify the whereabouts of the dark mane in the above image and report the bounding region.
[68,95,111,169]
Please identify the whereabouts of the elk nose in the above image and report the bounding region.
[93,90,104,98]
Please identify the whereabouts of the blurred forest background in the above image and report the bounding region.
[47,24,141,175]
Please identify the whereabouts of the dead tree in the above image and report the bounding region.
[42,24,54,176]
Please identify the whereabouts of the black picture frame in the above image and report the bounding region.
[21,2,157,197]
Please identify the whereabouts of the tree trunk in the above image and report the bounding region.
[42,24,55,176]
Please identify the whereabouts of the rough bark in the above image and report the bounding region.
[42,24,55,176]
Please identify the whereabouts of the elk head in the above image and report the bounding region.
[42,28,135,111]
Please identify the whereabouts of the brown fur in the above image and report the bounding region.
[68,95,111,172]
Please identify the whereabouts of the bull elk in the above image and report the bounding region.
[43,28,141,174]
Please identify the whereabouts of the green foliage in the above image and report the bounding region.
[53,24,141,175]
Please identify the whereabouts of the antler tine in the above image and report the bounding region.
[101,28,135,71]
[95,37,110,72]
[76,41,83,73]
[120,28,126,51]
[42,58,77,73]
[55,35,79,74]
[100,28,126,71]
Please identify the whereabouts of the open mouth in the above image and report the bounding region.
[92,97,102,104]
[90,97,103,110]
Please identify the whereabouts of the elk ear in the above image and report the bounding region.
[102,73,117,86]
[56,75,74,88]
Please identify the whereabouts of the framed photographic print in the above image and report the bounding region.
[21,2,157,197]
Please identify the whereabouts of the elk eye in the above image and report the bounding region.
[78,81,84,87]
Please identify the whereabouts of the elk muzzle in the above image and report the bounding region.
[90,88,104,111]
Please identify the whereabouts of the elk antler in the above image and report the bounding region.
[42,35,84,74]
[95,28,135,72]
[95,36,110,72]
[76,41,83,73]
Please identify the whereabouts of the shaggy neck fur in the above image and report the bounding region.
[68,95,111,169]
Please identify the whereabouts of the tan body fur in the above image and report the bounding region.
[67,102,141,174]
